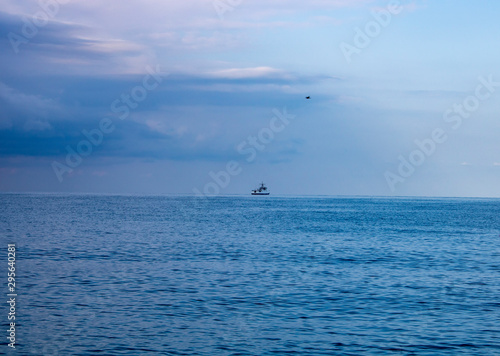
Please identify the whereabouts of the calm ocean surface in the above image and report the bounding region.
[1,194,500,355]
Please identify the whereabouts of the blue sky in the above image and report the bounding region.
[1,0,500,196]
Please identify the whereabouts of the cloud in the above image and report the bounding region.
[1,0,374,60]
[23,119,52,132]
[0,0,380,79]
[0,82,57,113]
[207,66,294,80]
[0,82,61,129]
[5,0,373,30]
[0,0,423,194]
[0,10,154,75]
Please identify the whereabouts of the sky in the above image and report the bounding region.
[1,0,500,197]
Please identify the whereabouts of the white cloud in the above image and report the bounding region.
[1,0,388,76]
[0,82,58,113]
[145,119,188,137]
[77,37,145,54]
[207,66,293,79]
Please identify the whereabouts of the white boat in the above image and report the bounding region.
[251,182,270,195]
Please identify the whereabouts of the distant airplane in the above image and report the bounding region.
[305,96,311,99]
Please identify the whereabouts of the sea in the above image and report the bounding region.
[1,194,500,355]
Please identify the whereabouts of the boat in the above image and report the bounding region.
[251,182,270,195]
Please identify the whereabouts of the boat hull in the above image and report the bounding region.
[251,192,270,195]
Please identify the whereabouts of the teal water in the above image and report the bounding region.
[1,194,500,355]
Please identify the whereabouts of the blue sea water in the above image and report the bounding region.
[1,194,500,355]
